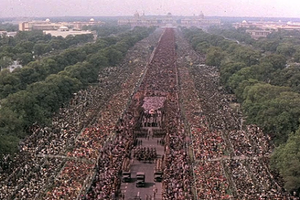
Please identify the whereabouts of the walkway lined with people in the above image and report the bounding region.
[175,28,290,200]
[0,27,292,200]
[0,29,163,200]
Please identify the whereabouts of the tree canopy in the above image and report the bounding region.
[0,26,155,155]
[183,26,300,192]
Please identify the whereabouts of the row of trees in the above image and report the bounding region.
[0,23,18,32]
[84,24,131,37]
[0,30,94,69]
[208,26,255,45]
[0,26,155,155]
[183,27,300,192]
[0,27,139,99]
[209,26,300,61]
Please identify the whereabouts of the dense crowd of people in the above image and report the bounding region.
[176,30,232,199]
[81,29,165,199]
[0,28,162,199]
[190,63,289,199]
[139,28,194,200]
[0,26,293,200]
[175,28,290,199]
[48,29,164,200]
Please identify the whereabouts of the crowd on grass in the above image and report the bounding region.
[176,28,291,199]
[0,27,295,200]
[0,29,162,200]
[140,28,194,200]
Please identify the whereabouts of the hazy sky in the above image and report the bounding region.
[0,0,299,18]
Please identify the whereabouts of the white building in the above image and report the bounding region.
[43,26,96,39]
[7,61,22,72]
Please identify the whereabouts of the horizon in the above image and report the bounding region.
[1,0,300,19]
[2,15,300,22]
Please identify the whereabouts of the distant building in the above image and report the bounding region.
[43,26,97,39]
[19,18,104,31]
[180,15,221,28]
[19,20,63,31]
[233,20,300,31]
[233,19,300,39]
[118,12,221,28]
[0,31,18,37]
[72,18,105,30]
[246,30,272,39]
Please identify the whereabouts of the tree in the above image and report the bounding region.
[33,43,48,56]
[260,54,287,70]
[14,41,34,54]
[0,69,21,98]
[87,52,108,68]
[276,43,296,57]
[114,41,130,55]
[1,90,44,131]
[255,39,280,52]
[0,107,23,137]
[15,64,40,87]
[243,83,290,106]
[271,128,300,192]
[65,35,77,47]
[0,134,20,155]
[242,84,300,143]
[220,62,246,86]
[17,52,34,65]
[61,48,87,66]
[232,46,260,66]
[45,74,82,104]
[271,65,300,93]
[27,81,61,118]
[205,47,226,67]
[191,36,205,49]
[0,56,12,70]
[250,63,274,82]
[40,58,60,75]
[235,79,261,101]
[195,41,210,54]
[102,47,123,66]
[50,37,67,50]
[62,62,98,86]
[227,67,253,91]
[294,50,300,63]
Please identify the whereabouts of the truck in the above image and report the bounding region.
[154,158,163,182]
[136,172,146,187]
[121,158,131,182]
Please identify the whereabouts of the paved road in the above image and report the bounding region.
[120,128,164,200]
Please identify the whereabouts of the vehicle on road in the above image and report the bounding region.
[154,158,163,182]
[136,172,146,187]
[122,171,131,182]
[154,171,163,182]
[121,158,131,182]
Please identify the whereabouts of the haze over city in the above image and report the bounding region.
[0,0,300,18]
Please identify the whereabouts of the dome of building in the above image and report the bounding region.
[242,20,247,24]
[45,18,50,22]
[90,18,95,22]
[134,11,140,18]
[199,11,204,19]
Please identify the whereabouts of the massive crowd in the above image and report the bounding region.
[0,26,293,200]
[0,29,163,199]
[175,28,290,199]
